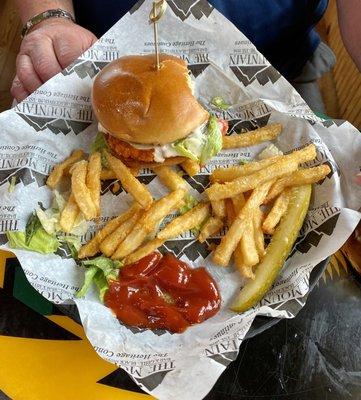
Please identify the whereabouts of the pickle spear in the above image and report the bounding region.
[230,184,312,312]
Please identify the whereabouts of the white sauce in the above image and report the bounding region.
[98,122,207,163]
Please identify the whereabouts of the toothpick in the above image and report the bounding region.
[149,0,167,70]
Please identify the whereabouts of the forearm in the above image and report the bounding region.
[13,0,74,23]
[336,0,361,71]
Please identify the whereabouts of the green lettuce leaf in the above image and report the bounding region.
[210,96,230,110]
[93,271,109,302]
[35,191,87,237]
[91,132,109,153]
[36,208,59,235]
[8,176,16,193]
[91,132,109,167]
[76,266,98,298]
[173,139,200,162]
[52,190,66,212]
[200,115,223,165]
[82,257,122,281]
[78,256,123,301]
[7,229,59,254]
[179,194,199,215]
[25,213,42,246]
[58,235,82,259]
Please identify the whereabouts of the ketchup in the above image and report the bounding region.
[105,252,221,333]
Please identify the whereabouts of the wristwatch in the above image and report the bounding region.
[21,8,75,39]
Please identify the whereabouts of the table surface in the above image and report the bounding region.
[0,250,360,400]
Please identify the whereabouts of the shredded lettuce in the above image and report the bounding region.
[7,229,59,254]
[91,132,109,167]
[82,257,122,281]
[177,194,202,234]
[93,271,109,302]
[36,208,59,235]
[211,96,230,110]
[179,194,199,215]
[173,139,200,162]
[25,212,42,246]
[70,213,88,236]
[172,117,222,164]
[200,115,222,165]
[76,266,98,298]
[8,176,16,193]
[35,191,87,236]
[77,256,123,300]
[52,190,66,212]
[58,235,81,259]
[91,132,109,153]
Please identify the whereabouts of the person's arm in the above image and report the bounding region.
[336,0,361,71]
[14,0,74,23]
[11,0,97,102]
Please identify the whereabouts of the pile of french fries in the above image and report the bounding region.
[46,123,331,282]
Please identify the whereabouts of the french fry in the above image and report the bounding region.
[100,169,117,181]
[153,166,189,192]
[239,219,259,267]
[100,167,139,181]
[231,185,312,312]
[211,158,278,183]
[211,200,226,219]
[124,238,165,265]
[206,159,298,201]
[212,180,274,267]
[234,247,255,280]
[198,217,223,243]
[227,193,257,276]
[78,203,141,258]
[59,194,80,233]
[263,191,290,234]
[157,202,210,240]
[253,208,265,257]
[112,190,185,259]
[47,149,84,189]
[265,164,331,203]
[71,160,97,220]
[211,144,316,183]
[105,152,153,209]
[86,152,101,216]
[231,193,246,213]
[130,167,140,177]
[225,199,236,226]
[222,123,282,150]
[142,189,186,232]
[181,159,200,177]
[100,210,141,257]
[111,224,148,260]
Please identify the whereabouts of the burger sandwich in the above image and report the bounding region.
[92,54,228,167]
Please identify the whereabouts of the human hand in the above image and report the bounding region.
[11,18,97,102]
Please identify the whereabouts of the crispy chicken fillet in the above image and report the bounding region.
[106,134,155,162]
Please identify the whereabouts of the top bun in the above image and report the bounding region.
[92,54,209,145]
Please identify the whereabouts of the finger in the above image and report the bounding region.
[16,54,43,93]
[52,36,84,69]
[10,76,30,102]
[26,36,62,82]
[90,35,98,46]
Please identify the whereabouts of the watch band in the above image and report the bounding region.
[21,9,75,39]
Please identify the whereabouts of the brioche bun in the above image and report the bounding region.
[92,54,209,145]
